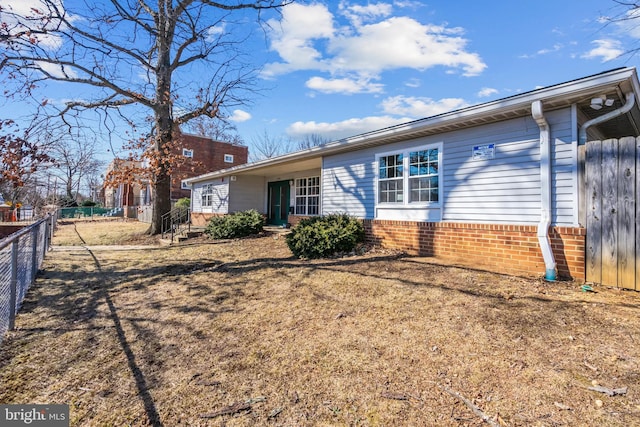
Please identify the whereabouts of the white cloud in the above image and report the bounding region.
[263,3,486,86]
[380,95,468,117]
[339,1,393,26]
[262,3,335,77]
[477,87,498,98]
[0,0,67,49]
[206,23,226,41]
[228,109,251,122]
[536,43,563,55]
[405,78,421,88]
[520,43,563,59]
[37,61,77,78]
[287,94,470,141]
[330,17,485,76]
[305,76,384,94]
[287,115,413,140]
[582,39,623,62]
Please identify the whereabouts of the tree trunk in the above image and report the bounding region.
[148,16,173,236]
[148,117,173,235]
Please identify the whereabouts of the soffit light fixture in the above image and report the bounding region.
[590,94,615,110]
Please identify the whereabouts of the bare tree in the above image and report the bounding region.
[47,135,99,205]
[250,130,292,161]
[600,1,640,56]
[0,0,291,233]
[294,133,330,151]
[184,116,245,145]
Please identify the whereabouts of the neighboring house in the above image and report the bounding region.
[170,132,248,201]
[185,67,640,286]
[103,132,248,207]
[103,159,145,208]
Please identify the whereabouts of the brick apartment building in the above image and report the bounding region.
[103,131,248,208]
[170,132,248,201]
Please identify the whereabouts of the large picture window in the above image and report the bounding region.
[295,176,320,215]
[376,144,440,205]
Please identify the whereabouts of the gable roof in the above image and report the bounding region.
[186,67,640,183]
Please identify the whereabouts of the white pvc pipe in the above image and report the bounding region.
[531,100,557,281]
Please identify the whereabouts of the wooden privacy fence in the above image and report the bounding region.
[585,136,639,290]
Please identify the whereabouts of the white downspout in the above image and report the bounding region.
[578,92,635,145]
[531,101,557,281]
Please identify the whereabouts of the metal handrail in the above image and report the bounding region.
[161,206,190,242]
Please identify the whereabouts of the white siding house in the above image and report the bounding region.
[185,67,640,282]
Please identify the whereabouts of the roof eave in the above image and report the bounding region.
[185,67,638,184]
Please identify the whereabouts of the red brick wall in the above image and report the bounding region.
[191,212,224,226]
[171,133,248,201]
[0,225,25,239]
[287,215,307,227]
[363,220,586,281]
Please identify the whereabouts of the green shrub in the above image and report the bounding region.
[205,209,264,239]
[286,213,364,259]
[175,197,190,208]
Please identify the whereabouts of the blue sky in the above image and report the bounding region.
[236,0,639,143]
[2,0,640,161]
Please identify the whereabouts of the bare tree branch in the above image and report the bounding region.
[1,0,292,234]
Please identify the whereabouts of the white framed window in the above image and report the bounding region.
[295,176,320,215]
[224,154,234,163]
[376,143,441,206]
[183,148,194,158]
[378,153,404,203]
[201,184,214,207]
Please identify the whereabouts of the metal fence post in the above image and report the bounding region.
[9,239,18,330]
[31,225,39,281]
[43,218,49,255]
[49,215,54,248]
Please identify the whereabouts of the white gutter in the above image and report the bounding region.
[578,92,636,145]
[531,101,557,281]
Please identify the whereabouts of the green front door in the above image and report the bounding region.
[268,180,290,225]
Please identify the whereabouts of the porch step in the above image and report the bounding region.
[160,229,204,245]
[263,225,291,234]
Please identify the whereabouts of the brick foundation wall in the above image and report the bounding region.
[191,212,224,226]
[286,215,308,227]
[363,220,586,281]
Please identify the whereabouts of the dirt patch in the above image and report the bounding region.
[0,221,639,426]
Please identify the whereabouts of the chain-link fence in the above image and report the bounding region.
[57,206,122,219]
[0,213,57,343]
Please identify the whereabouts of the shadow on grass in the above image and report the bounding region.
[2,234,639,425]
[80,247,160,426]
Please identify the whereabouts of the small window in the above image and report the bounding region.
[224,154,234,163]
[408,149,439,202]
[183,148,193,158]
[201,184,214,207]
[378,153,403,203]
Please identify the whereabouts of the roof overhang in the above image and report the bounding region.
[185,67,640,184]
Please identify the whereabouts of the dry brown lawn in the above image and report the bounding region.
[0,219,639,426]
